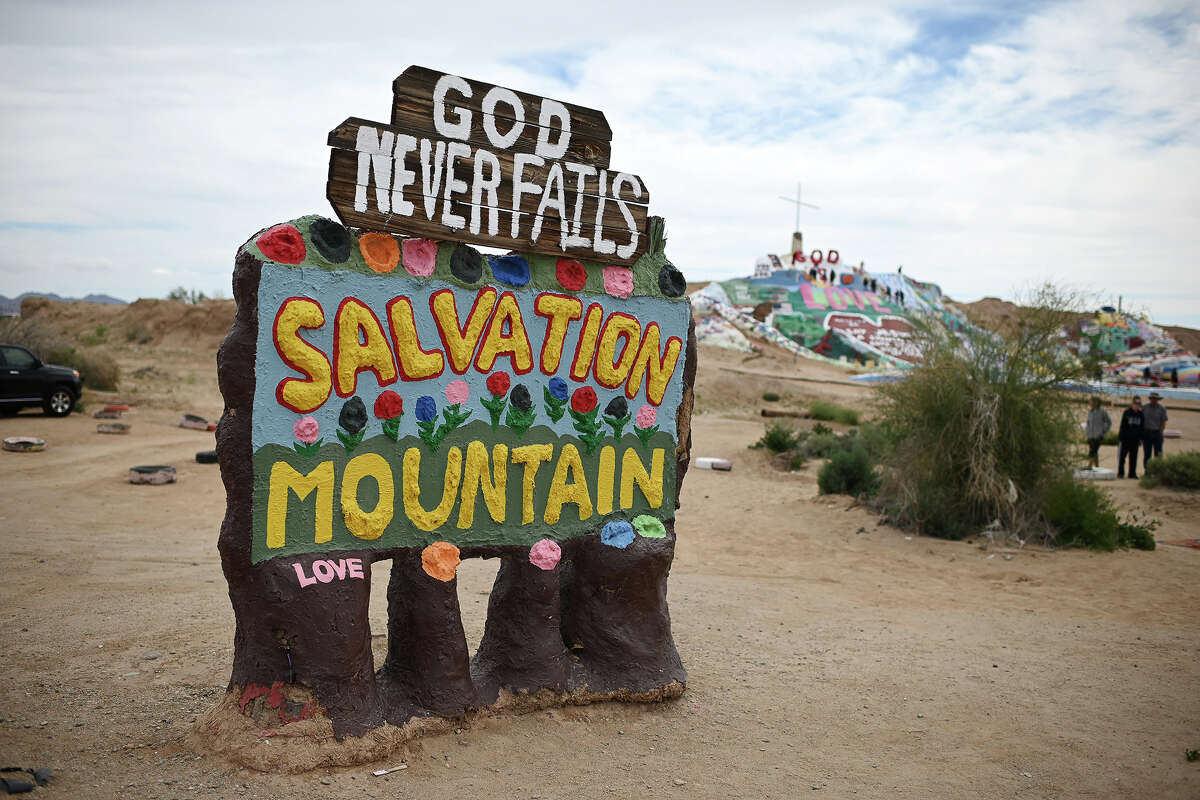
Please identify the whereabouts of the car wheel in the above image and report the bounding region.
[44,388,74,417]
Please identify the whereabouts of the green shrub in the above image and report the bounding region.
[875,284,1087,542]
[817,446,879,497]
[47,346,120,391]
[81,324,108,346]
[1140,451,1200,490]
[788,453,806,470]
[762,391,781,402]
[809,400,860,425]
[1042,477,1157,551]
[125,322,153,344]
[753,422,800,453]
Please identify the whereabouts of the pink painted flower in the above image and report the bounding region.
[445,379,470,405]
[528,539,562,571]
[401,238,438,277]
[293,416,320,444]
[635,404,657,428]
[602,266,634,298]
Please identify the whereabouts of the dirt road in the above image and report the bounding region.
[1,343,1198,798]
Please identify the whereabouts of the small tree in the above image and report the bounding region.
[875,284,1086,541]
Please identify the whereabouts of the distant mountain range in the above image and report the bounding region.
[0,291,128,315]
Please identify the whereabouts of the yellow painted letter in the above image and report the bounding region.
[266,460,334,548]
[534,293,582,374]
[273,298,332,413]
[402,446,464,531]
[544,443,594,524]
[625,323,683,405]
[430,287,497,373]
[341,453,394,540]
[386,296,445,380]
[474,291,533,373]
[335,298,397,396]
[511,443,553,524]
[458,441,508,528]
[620,447,665,509]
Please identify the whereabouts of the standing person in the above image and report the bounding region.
[1142,391,1168,470]
[1084,396,1111,470]
[1171,368,1179,387]
[1117,396,1144,479]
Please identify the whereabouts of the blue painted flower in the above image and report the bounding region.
[601,520,636,549]
[415,395,437,423]
[489,254,530,286]
[548,376,568,402]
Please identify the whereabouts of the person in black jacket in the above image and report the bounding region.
[1117,396,1144,479]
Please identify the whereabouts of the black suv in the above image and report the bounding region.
[0,344,83,416]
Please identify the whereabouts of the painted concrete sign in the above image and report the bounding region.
[327,66,649,264]
[249,223,688,564]
[208,68,691,762]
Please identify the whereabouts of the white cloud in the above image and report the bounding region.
[1,0,1198,325]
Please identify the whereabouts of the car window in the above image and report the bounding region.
[1,346,37,369]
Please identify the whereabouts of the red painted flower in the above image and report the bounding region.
[256,224,306,264]
[570,386,598,414]
[373,390,404,419]
[555,257,587,291]
[486,371,511,397]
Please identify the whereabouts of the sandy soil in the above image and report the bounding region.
[1,341,1199,799]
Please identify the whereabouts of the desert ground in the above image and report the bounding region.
[2,307,1199,799]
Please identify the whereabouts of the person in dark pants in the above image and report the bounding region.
[1117,396,1144,479]
[1141,391,1168,471]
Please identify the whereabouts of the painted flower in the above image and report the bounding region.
[633,403,659,450]
[548,376,569,402]
[293,416,320,444]
[570,386,598,414]
[373,390,404,420]
[528,539,562,571]
[292,415,323,457]
[401,238,438,277]
[604,396,629,419]
[481,373,510,429]
[338,397,367,434]
[555,257,587,291]
[602,395,632,439]
[336,397,368,451]
[489,254,530,286]
[421,541,461,582]
[635,404,657,428]
[510,384,532,413]
[633,514,667,539]
[657,262,685,297]
[505,383,536,435]
[450,244,482,283]
[602,265,634,299]
[601,520,636,549]
[256,224,306,264]
[486,372,511,397]
[415,395,437,423]
[445,379,470,406]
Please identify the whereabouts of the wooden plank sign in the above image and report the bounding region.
[327,66,650,264]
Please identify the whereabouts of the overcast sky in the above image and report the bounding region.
[2,0,1197,325]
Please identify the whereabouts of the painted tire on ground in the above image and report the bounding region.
[129,465,177,484]
[93,408,123,419]
[104,404,131,412]
[195,450,218,464]
[179,414,210,430]
[3,436,45,452]
[97,423,131,434]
